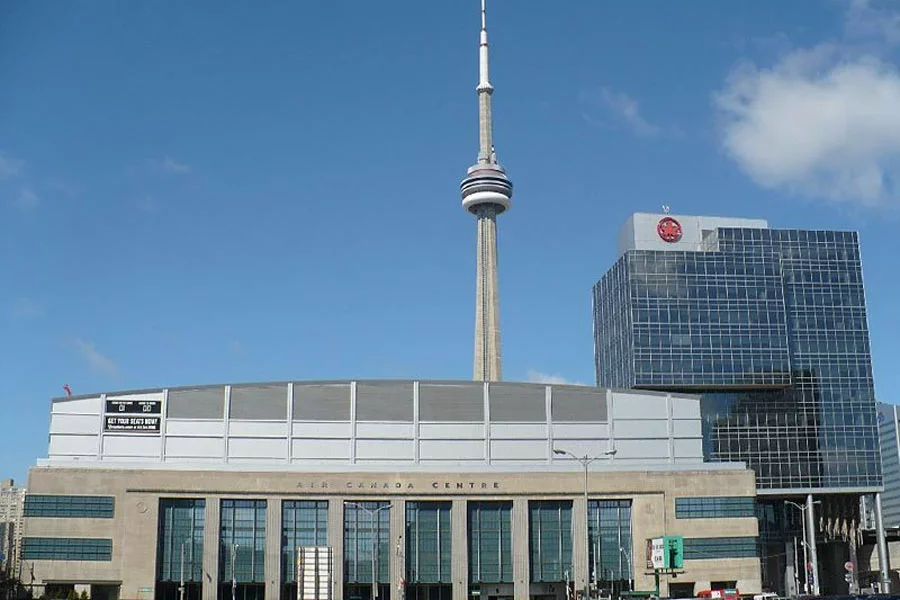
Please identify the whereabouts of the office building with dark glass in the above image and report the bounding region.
[593,213,885,594]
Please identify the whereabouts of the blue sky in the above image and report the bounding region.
[3,1,900,483]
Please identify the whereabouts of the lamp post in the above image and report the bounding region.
[345,502,392,600]
[231,543,239,600]
[619,546,632,594]
[553,446,618,598]
[785,499,821,596]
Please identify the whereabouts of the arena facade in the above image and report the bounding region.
[23,380,761,600]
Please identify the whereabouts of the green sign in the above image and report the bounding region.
[663,536,683,569]
[138,588,153,593]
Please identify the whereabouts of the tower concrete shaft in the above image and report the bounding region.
[460,0,512,382]
[474,205,502,381]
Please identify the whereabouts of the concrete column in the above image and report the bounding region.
[265,498,281,600]
[329,500,344,600]
[572,496,588,595]
[391,500,406,600]
[805,494,820,596]
[512,499,529,600]
[452,500,469,600]
[876,493,891,592]
[202,498,220,600]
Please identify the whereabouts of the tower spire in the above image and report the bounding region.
[460,0,513,382]
[477,0,494,163]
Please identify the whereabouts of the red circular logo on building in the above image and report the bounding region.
[657,217,683,243]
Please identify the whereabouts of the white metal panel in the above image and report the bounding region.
[673,438,703,459]
[166,420,225,436]
[610,392,669,419]
[548,440,614,460]
[48,434,99,456]
[228,437,287,458]
[102,435,161,457]
[291,422,352,438]
[418,423,485,440]
[613,438,670,459]
[615,419,669,439]
[489,423,547,439]
[355,422,415,439]
[107,391,164,403]
[489,439,547,460]
[355,439,414,461]
[164,456,226,465]
[165,436,225,458]
[670,397,701,419]
[551,423,609,439]
[50,414,101,435]
[228,421,289,438]
[291,439,351,460]
[419,439,485,461]
[228,457,287,465]
[673,419,702,438]
[52,397,102,415]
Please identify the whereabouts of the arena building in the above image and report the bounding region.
[23,380,761,600]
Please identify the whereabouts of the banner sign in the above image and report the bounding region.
[104,399,162,433]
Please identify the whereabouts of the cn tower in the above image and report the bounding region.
[461,0,513,382]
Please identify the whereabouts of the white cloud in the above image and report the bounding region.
[526,370,585,386]
[599,88,661,137]
[10,188,39,211]
[845,0,900,45]
[714,2,900,206]
[0,153,24,180]
[74,338,119,375]
[128,155,191,177]
[10,297,43,319]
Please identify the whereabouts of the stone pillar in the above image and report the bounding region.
[391,500,406,600]
[572,496,588,595]
[452,500,469,600]
[876,493,891,593]
[329,500,344,600]
[202,497,220,600]
[512,499,529,600]
[266,498,281,600]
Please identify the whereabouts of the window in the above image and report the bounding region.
[529,501,572,583]
[675,497,755,519]
[343,501,390,584]
[219,500,267,600]
[406,502,451,584]
[24,495,114,518]
[468,501,512,584]
[22,537,112,561]
[281,500,328,595]
[682,537,758,560]
[587,500,632,595]
[156,499,205,600]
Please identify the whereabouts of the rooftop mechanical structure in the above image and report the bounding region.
[461,0,513,382]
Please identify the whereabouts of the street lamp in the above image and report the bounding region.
[785,499,821,596]
[345,502,392,600]
[553,446,618,597]
[231,543,239,600]
[179,538,193,600]
[619,546,632,593]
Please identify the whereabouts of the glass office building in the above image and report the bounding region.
[593,213,883,593]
